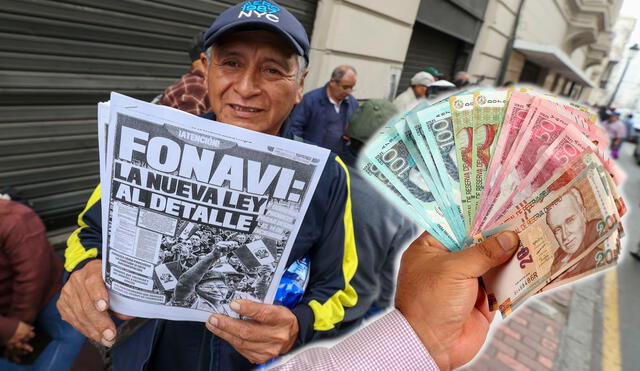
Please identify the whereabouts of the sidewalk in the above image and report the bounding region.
[463,289,570,371]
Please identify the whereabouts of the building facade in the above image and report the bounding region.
[467,0,623,103]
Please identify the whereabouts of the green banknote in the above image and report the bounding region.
[449,93,476,233]
[404,110,467,243]
[470,90,509,218]
[363,127,458,250]
[358,157,439,236]
[415,101,466,241]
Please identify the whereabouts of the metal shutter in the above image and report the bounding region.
[397,22,466,94]
[0,0,318,233]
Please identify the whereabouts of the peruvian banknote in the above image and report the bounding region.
[483,124,596,230]
[483,152,620,316]
[470,90,509,220]
[363,127,459,249]
[450,93,476,232]
[403,111,466,243]
[414,101,467,243]
[480,101,589,229]
[474,91,535,231]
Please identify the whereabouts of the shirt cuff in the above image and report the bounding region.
[331,309,439,370]
[291,303,314,346]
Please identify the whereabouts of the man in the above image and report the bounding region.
[236,231,521,370]
[0,200,84,370]
[603,111,627,159]
[393,71,434,113]
[424,66,444,81]
[547,187,602,275]
[58,2,359,369]
[158,31,212,115]
[287,65,359,153]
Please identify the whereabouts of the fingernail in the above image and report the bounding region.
[96,299,108,312]
[208,317,218,327]
[230,301,241,312]
[103,329,115,341]
[498,232,518,251]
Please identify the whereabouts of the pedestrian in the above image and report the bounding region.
[58,2,362,369]
[603,111,627,159]
[287,65,359,153]
[0,200,85,370]
[453,71,470,89]
[424,66,444,81]
[158,31,212,115]
[623,113,635,142]
[393,71,434,113]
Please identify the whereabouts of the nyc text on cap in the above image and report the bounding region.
[204,1,310,63]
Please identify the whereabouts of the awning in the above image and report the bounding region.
[513,40,596,88]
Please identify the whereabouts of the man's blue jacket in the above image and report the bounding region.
[64,113,358,370]
[287,84,359,154]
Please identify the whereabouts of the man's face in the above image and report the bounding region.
[413,84,427,98]
[547,194,587,254]
[197,280,227,302]
[203,31,305,135]
[328,70,356,101]
[190,235,201,246]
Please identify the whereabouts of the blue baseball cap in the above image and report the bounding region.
[204,1,310,63]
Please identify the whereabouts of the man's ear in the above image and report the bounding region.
[200,52,209,78]
[295,70,309,104]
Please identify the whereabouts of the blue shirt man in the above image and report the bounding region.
[288,66,359,153]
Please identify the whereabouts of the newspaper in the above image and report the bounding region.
[99,93,329,322]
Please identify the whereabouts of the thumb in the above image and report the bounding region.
[455,231,519,278]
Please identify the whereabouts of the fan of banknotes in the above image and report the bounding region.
[358,88,627,316]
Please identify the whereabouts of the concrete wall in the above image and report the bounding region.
[517,0,568,47]
[466,0,522,85]
[305,0,421,99]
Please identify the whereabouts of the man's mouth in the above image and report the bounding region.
[230,104,263,113]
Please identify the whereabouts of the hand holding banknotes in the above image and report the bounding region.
[57,260,134,347]
[395,230,519,370]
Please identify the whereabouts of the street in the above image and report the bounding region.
[610,142,640,371]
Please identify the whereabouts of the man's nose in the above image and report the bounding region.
[234,68,261,97]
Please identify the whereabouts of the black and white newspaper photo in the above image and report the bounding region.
[99,93,329,322]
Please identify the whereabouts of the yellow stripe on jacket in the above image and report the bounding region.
[64,185,102,272]
[308,156,358,331]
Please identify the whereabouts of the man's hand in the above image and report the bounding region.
[6,320,34,346]
[205,300,299,364]
[57,259,133,347]
[395,231,519,370]
[3,321,35,363]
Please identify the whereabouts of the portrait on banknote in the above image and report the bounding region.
[546,187,602,276]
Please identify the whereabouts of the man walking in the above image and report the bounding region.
[288,65,359,153]
[603,111,627,159]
